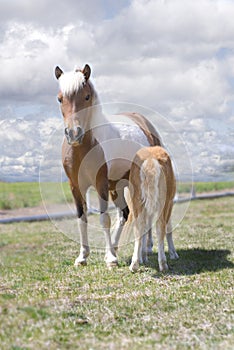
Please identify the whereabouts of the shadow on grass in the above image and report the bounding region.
[140,248,234,276]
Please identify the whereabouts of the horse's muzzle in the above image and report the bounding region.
[65,126,84,145]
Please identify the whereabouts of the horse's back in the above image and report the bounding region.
[102,112,161,182]
[123,112,161,146]
[106,112,161,147]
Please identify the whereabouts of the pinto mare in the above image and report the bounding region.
[126,146,179,272]
[55,64,161,268]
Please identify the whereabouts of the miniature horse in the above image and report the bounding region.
[126,146,179,272]
[55,64,161,268]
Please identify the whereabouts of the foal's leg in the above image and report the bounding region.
[130,209,148,272]
[141,233,148,264]
[166,218,179,260]
[130,225,142,272]
[141,217,153,263]
[156,219,168,272]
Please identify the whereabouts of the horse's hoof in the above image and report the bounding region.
[159,262,169,272]
[147,248,154,256]
[74,259,87,267]
[129,262,139,273]
[169,251,179,260]
[142,253,149,264]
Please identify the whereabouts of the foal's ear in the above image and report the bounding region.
[55,66,63,80]
[82,64,91,81]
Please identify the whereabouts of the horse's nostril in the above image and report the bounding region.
[64,126,84,145]
[76,127,82,137]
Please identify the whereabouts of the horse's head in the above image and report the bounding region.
[55,64,93,146]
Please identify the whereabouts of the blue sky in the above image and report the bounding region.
[0,0,234,182]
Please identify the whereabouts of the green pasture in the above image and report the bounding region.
[0,181,234,210]
[0,182,73,210]
[0,197,233,349]
[177,180,234,194]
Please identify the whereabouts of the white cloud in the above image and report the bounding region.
[0,0,107,27]
[189,118,205,131]
[0,0,233,181]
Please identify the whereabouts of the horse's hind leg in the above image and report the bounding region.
[112,207,126,251]
[146,228,154,255]
[97,184,118,268]
[100,211,118,268]
[110,188,129,251]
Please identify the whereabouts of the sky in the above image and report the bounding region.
[0,0,234,182]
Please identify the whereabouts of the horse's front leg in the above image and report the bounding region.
[98,194,118,269]
[71,186,90,266]
[75,211,90,266]
[100,211,118,268]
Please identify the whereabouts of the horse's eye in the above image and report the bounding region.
[85,94,90,101]
[57,95,63,103]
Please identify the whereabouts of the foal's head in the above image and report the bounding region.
[55,64,94,146]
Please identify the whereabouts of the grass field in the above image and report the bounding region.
[0,197,233,349]
[0,182,73,210]
[0,181,234,210]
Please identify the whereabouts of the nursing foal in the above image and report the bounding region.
[127,146,179,272]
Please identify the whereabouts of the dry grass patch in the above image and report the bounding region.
[0,197,233,349]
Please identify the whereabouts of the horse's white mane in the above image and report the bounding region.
[59,69,86,96]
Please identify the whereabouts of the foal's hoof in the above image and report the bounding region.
[106,261,118,270]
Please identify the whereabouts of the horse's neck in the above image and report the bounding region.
[89,106,119,143]
[86,85,119,142]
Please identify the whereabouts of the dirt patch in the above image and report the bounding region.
[0,203,76,220]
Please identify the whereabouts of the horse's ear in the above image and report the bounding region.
[55,66,63,80]
[82,64,91,81]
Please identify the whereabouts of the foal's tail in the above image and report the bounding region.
[119,155,162,247]
[140,157,161,219]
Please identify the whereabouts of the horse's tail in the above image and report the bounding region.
[140,157,161,219]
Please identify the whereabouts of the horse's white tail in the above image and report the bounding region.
[140,158,161,219]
